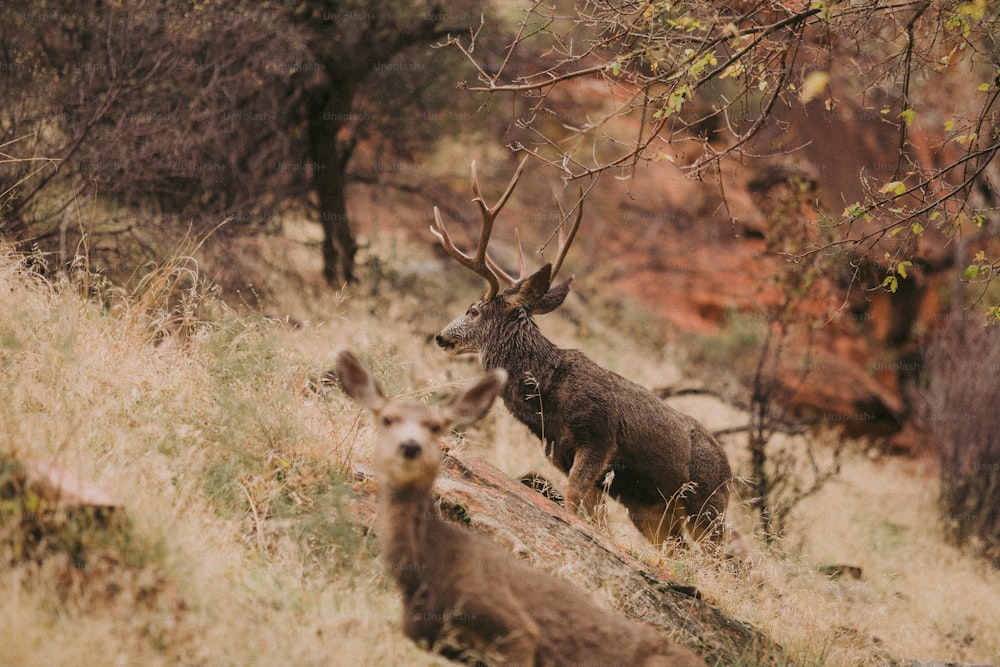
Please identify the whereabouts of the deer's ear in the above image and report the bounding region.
[443,369,507,427]
[443,368,507,426]
[334,348,387,413]
[530,277,573,315]
[505,264,552,311]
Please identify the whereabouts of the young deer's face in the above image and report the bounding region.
[370,399,449,489]
[334,349,506,490]
[435,264,572,357]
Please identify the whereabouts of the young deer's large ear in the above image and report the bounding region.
[443,368,507,427]
[504,264,552,311]
[530,277,573,315]
[334,348,387,413]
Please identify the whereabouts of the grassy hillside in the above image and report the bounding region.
[1,227,998,667]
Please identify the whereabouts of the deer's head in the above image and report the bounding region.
[334,348,506,490]
[431,158,580,358]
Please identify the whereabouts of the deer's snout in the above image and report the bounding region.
[399,440,422,460]
[434,333,452,350]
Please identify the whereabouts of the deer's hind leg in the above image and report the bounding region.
[435,590,540,667]
[687,484,729,545]
[628,499,689,549]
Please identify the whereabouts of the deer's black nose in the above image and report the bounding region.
[399,440,422,459]
[435,334,450,349]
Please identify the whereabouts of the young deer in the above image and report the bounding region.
[334,348,708,667]
[431,159,733,548]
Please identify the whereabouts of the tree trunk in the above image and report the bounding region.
[308,83,358,285]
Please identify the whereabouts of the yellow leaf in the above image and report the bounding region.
[799,70,830,104]
[879,181,907,196]
[720,62,744,79]
[958,0,986,19]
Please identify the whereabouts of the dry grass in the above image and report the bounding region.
[1,229,998,667]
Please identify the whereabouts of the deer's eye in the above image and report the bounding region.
[381,416,394,427]
[428,423,443,435]
[468,305,481,318]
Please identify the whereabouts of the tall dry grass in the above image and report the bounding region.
[0,242,444,667]
[1,230,998,667]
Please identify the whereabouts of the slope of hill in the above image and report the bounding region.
[1,222,998,666]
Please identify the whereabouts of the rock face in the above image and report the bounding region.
[350,452,787,665]
[571,121,942,448]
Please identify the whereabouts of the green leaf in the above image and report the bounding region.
[897,261,912,279]
[810,1,830,20]
[610,62,621,76]
[964,264,981,279]
[978,82,990,92]
[883,275,898,293]
[911,222,924,235]
[843,202,864,218]
[900,109,916,127]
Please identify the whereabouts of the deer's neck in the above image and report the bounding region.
[480,311,560,381]
[480,312,562,437]
[377,484,438,597]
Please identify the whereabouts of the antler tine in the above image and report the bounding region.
[470,156,528,264]
[431,157,530,300]
[431,206,501,300]
[485,226,527,285]
[550,190,584,281]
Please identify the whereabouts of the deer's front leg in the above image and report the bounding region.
[564,438,616,517]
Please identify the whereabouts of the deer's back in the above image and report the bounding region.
[537,350,731,505]
[399,512,704,665]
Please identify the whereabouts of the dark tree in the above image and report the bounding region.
[289,1,486,284]
[0,0,484,284]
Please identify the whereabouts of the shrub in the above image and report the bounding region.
[920,316,1000,565]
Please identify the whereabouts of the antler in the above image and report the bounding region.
[549,191,584,282]
[430,157,529,301]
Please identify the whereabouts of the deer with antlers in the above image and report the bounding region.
[431,159,733,548]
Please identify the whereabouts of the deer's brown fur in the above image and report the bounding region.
[335,348,708,667]
[431,162,733,547]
